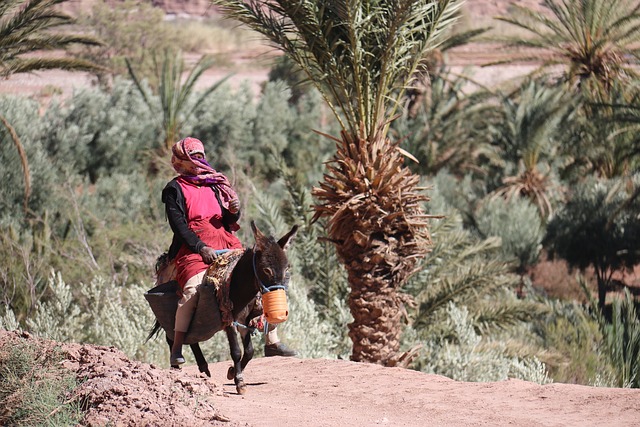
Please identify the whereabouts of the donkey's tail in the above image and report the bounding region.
[146,320,162,342]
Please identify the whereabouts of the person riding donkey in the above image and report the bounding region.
[161,136,296,365]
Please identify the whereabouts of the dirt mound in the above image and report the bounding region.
[2,330,640,426]
[0,330,233,426]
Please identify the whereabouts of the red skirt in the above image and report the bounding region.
[175,217,242,288]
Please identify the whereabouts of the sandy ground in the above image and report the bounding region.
[2,330,639,427]
[0,59,537,100]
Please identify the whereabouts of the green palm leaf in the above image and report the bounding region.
[491,0,640,94]
[214,0,462,139]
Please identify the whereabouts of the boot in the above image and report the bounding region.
[265,342,297,357]
[171,331,186,365]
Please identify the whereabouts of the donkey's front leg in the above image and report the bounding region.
[225,326,246,394]
[239,326,254,372]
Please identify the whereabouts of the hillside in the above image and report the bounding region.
[2,330,639,426]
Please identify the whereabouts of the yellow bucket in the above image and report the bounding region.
[262,289,289,324]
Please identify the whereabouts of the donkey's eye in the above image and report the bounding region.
[263,267,274,278]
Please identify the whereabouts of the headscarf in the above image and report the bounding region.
[171,137,238,210]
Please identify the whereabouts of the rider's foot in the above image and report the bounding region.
[265,342,297,357]
[170,352,186,365]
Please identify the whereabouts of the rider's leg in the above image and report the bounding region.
[171,270,206,365]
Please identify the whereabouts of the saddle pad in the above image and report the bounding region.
[144,280,224,345]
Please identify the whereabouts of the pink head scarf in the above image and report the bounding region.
[170,137,238,210]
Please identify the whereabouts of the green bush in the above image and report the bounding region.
[416,303,551,384]
[476,196,544,270]
[0,96,58,226]
[40,78,157,182]
[582,279,640,388]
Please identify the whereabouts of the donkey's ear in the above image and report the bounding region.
[251,220,266,243]
[277,224,298,250]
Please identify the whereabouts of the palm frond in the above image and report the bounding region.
[214,0,463,139]
[473,300,549,335]
[2,57,105,75]
[490,0,640,92]
[0,0,103,77]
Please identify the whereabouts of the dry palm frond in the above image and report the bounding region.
[311,125,438,365]
[312,126,435,284]
[491,166,554,219]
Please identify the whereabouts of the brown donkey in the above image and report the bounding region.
[146,221,297,394]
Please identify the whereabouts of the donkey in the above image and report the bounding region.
[147,220,297,394]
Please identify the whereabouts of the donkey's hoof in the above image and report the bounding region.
[227,366,235,380]
[170,364,181,371]
[236,382,247,395]
[199,364,211,377]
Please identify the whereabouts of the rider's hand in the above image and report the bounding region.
[199,246,218,264]
[228,198,240,214]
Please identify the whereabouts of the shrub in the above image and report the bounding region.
[582,279,640,388]
[20,272,165,365]
[0,95,58,226]
[40,78,157,182]
[0,334,82,426]
[417,303,552,384]
[535,299,613,385]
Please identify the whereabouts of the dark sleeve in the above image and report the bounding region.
[163,186,206,254]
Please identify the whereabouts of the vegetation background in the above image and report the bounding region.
[0,0,639,423]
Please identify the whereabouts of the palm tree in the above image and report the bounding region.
[486,81,577,219]
[492,0,640,97]
[127,51,232,155]
[0,0,101,211]
[213,0,463,365]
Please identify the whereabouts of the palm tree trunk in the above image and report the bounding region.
[348,274,406,364]
[313,128,433,366]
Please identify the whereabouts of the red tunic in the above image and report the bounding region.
[174,178,243,288]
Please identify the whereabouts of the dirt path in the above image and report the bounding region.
[197,357,640,427]
[2,331,639,426]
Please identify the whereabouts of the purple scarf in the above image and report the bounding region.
[170,139,238,210]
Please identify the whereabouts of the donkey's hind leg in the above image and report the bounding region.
[164,335,181,370]
[190,343,210,377]
[225,325,246,394]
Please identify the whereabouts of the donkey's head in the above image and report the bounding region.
[250,220,298,291]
